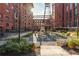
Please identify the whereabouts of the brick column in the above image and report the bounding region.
[61,4,64,27]
[64,4,67,27]
[68,4,70,27]
[71,3,75,27]
[9,3,14,31]
[78,4,79,27]
[60,4,63,27]
[61,3,64,27]
[55,4,57,27]
[2,4,6,32]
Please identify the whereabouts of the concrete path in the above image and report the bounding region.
[0,32,30,45]
[0,32,30,41]
[40,45,70,56]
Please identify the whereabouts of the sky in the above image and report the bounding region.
[33,3,52,16]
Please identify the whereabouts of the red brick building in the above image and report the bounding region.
[14,3,34,31]
[33,19,44,31]
[0,3,33,32]
[0,3,14,32]
[52,3,79,29]
[15,3,33,31]
[23,4,34,31]
[33,15,51,31]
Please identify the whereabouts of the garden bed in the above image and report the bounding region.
[62,44,79,55]
[0,38,34,56]
[62,37,79,55]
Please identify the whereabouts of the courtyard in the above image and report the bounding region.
[0,29,79,56]
[0,3,79,56]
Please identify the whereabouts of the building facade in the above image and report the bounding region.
[14,3,34,31]
[33,15,51,31]
[33,19,51,31]
[33,19,44,31]
[52,3,79,29]
[0,3,14,32]
[0,3,34,32]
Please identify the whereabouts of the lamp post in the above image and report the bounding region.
[18,3,21,43]
[77,17,79,38]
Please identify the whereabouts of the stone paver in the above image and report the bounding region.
[40,45,70,56]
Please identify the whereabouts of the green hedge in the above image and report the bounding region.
[0,38,32,56]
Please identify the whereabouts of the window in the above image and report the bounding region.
[0,21,2,25]
[0,14,2,18]
[0,14,2,25]
[74,3,78,27]
[29,23,30,25]
[25,16,26,17]
[16,20,17,22]
[6,16,9,22]
[70,4,72,27]
[70,4,72,10]
[6,23,9,27]
[66,4,68,27]
[0,14,2,21]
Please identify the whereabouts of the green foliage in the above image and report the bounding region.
[61,31,70,36]
[74,39,79,46]
[67,38,75,48]
[0,38,32,55]
[67,37,79,49]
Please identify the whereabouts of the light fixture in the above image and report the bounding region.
[31,8,34,12]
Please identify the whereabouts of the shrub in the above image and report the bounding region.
[74,39,79,46]
[67,37,79,49]
[0,38,32,55]
[61,31,70,36]
[67,39,76,49]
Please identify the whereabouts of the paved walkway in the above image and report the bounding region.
[32,32,70,56]
[0,32,30,45]
[40,45,70,56]
[0,32,30,41]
